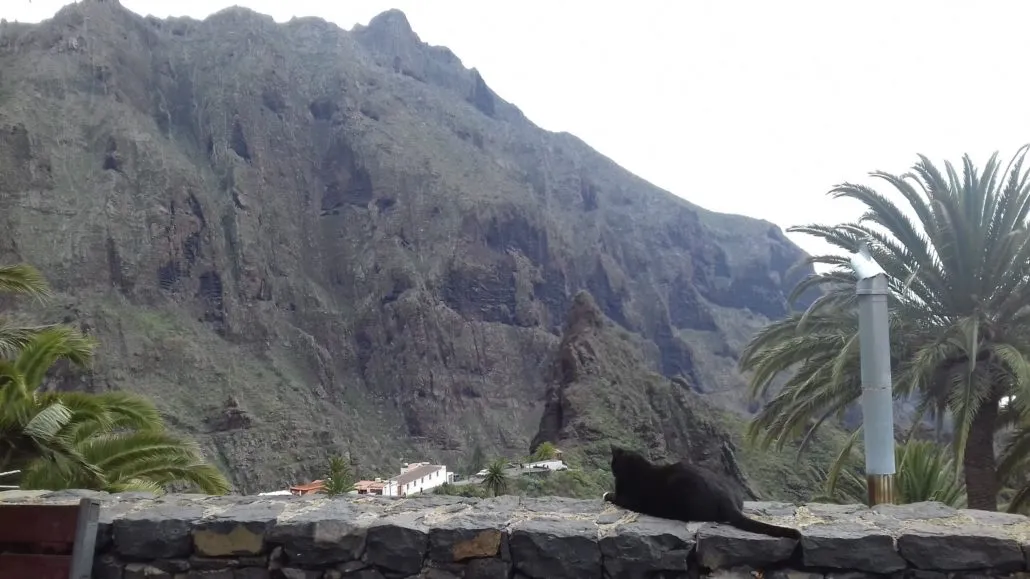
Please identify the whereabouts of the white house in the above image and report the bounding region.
[388,462,451,496]
[353,462,452,497]
[526,459,567,471]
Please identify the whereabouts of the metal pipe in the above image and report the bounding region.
[851,246,897,505]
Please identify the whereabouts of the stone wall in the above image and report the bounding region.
[2,490,1029,579]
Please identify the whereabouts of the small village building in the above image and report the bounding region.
[257,490,292,496]
[353,480,381,494]
[388,462,452,496]
[526,459,567,471]
[289,480,326,496]
[354,478,398,495]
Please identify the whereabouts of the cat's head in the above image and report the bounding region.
[609,444,645,477]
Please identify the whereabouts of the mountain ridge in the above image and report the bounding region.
[0,1,814,493]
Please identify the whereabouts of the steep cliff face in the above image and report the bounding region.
[0,1,813,492]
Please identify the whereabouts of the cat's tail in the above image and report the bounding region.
[726,514,801,539]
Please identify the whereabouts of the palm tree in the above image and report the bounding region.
[817,439,965,507]
[531,441,558,462]
[1,326,230,494]
[740,146,1030,510]
[481,459,508,497]
[324,456,355,496]
[0,263,53,357]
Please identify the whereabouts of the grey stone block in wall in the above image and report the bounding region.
[598,515,695,579]
[464,557,512,579]
[427,502,514,563]
[266,499,370,567]
[193,500,285,557]
[364,513,430,575]
[801,522,907,573]
[89,493,157,553]
[509,518,602,579]
[428,523,504,563]
[896,526,1024,571]
[696,522,798,569]
[114,501,206,559]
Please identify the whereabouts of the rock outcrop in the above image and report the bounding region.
[531,290,752,495]
[4,490,1030,579]
[0,2,813,491]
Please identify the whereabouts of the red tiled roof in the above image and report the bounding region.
[290,480,326,492]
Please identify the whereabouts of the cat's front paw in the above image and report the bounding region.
[602,491,612,502]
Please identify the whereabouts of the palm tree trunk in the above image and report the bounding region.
[962,394,1000,511]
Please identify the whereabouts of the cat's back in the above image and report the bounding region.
[666,460,718,492]
[669,461,743,514]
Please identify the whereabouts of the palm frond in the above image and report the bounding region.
[14,326,96,389]
[0,264,52,300]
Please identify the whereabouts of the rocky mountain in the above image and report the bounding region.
[532,290,757,497]
[0,0,814,493]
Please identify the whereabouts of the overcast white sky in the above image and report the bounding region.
[5,1,1030,259]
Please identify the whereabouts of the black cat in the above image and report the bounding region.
[603,445,801,539]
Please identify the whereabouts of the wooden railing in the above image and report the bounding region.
[0,498,100,579]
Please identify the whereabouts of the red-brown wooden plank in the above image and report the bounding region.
[0,504,79,544]
[0,553,72,579]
